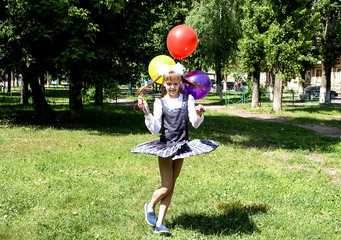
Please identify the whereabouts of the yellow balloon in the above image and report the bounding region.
[148,55,175,84]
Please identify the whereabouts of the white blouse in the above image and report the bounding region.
[144,94,204,135]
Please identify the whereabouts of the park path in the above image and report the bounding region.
[115,97,341,138]
[205,105,341,138]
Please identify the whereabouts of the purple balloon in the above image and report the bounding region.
[181,71,211,100]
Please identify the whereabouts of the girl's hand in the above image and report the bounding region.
[138,96,145,108]
[138,96,150,116]
[195,104,206,117]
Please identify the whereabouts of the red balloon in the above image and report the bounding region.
[167,25,198,59]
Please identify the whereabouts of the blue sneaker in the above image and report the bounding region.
[144,202,157,226]
[155,224,171,235]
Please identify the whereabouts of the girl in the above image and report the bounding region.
[131,64,219,235]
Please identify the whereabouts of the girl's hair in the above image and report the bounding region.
[135,71,203,97]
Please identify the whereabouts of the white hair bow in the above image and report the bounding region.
[158,63,185,76]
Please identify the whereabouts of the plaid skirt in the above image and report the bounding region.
[131,139,219,160]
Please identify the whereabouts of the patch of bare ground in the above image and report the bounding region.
[323,167,341,175]
[330,178,341,185]
[329,116,341,120]
[287,164,311,171]
[321,167,341,185]
[206,106,291,123]
[262,151,275,156]
[117,100,340,137]
[305,154,324,162]
[205,105,341,138]
[203,105,341,184]
[295,124,341,138]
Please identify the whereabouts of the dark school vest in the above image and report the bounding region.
[160,94,189,144]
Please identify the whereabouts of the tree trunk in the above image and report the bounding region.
[15,73,20,87]
[215,63,223,101]
[23,66,55,120]
[11,71,14,87]
[298,81,304,100]
[273,73,282,115]
[320,63,331,103]
[298,70,305,100]
[265,71,270,85]
[251,65,260,109]
[7,72,11,94]
[0,73,4,92]
[269,68,275,102]
[39,73,45,94]
[46,72,50,88]
[69,68,85,123]
[320,8,331,104]
[95,81,103,105]
[326,66,331,102]
[21,76,29,105]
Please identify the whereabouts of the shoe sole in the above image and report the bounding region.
[144,203,156,226]
[155,230,171,235]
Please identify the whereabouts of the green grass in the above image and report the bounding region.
[243,103,341,129]
[0,95,341,239]
[197,92,341,129]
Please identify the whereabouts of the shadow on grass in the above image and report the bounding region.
[170,207,263,236]
[195,113,340,153]
[290,116,341,129]
[45,89,69,99]
[283,105,341,128]
[1,103,340,153]
[284,105,341,113]
[0,103,148,135]
[201,101,225,106]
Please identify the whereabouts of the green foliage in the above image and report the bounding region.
[238,0,320,80]
[232,68,246,83]
[82,87,96,103]
[142,0,193,74]
[316,0,341,67]
[263,0,318,77]
[1,1,341,119]
[0,0,165,85]
[186,0,241,72]
[238,0,269,72]
[103,80,120,102]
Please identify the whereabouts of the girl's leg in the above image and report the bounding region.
[156,158,184,227]
[148,157,173,212]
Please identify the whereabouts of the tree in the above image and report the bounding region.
[314,0,341,103]
[0,0,55,118]
[145,0,194,58]
[238,0,270,108]
[263,0,317,114]
[1,0,164,123]
[186,0,241,101]
[238,0,318,111]
[58,1,166,121]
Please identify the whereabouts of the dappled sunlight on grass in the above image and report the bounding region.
[196,111,340,154]
[239,103,341,128]
[0,101,341,239]
[1,104,339,154]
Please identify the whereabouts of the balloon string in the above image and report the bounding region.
[174,58,188,63]
[133,74,161,113]
[133,103,143,112]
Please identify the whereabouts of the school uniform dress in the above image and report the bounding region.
[131,94,219,160]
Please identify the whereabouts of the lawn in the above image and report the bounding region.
[198,92,341,128]
[0,96,340,239]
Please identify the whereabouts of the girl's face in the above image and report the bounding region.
[163,78,181,98]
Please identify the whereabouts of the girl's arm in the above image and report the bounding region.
[144,99,162,135]
[188,95,204,129]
